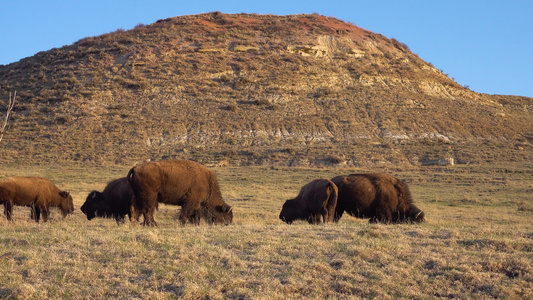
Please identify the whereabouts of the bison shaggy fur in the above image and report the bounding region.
[279,179,338,224]
[331,173,424,224]
[128,159,233,226]
[0,176,74,222]
[81,177,134,224]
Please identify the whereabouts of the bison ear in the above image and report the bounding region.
[89,191,102,201]
[59,191,70,198]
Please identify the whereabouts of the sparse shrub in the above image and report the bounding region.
[327,155,343,164]
[461,195,479,203]
[53,115,74,125]
[221,150,238,158]
[218,74,231,83]
[282,148,296,154]
[222,105,237,111]
[517,201,533,212]
[391,38,410,51]
[254,99,270,106]
[136,80,150,91]
[269,103,280,111]
[314,86,334,98]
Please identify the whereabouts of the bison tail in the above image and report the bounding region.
[326,181,338,222]
[127,167,143,211]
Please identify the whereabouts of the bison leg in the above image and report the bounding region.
[333,209,344,223]
[115,214,126,225]
[32,205,41,223]
[127,209,133,223]
[307,214,322,224]
[178,204,200,225]
[320,201,334,224]
[322,212,329,224]
[392,209,410,223]
[325,203,336,223]
[130,205,141,225]
[4,202,13,221]
[142,213,157,227]
[188,210,201,225]
[178,209,197,225]
[178,210,187,225]
[40,206,49,223]
[332,201,346,223]
[142,206,158,227]
[373,208,392,224]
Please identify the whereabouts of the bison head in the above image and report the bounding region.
[393,206,425,223]
[213,204,233,225]
[200,203,233,225]
[403,205,425,223]
[59,191,75,218]
[279,199,302,224]
[81,191,104,220]
[410,209,425,223]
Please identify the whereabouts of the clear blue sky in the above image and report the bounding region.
[1,1,532,97]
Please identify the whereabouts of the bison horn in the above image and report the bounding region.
[415,211,423,219]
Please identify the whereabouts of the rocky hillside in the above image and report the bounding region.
[0,12,531,167]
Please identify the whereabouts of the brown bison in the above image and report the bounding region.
[279,179,338,224]
[81,177,134,224]
[331,173,424,224]
[0,177,74,222]
[128,159,233,226]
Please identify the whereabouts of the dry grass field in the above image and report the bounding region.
[0,162,532,299]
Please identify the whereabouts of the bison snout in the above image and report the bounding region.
[81,208,95,220]
[279,214,292,224]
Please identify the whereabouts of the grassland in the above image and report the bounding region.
[0,162,532,299]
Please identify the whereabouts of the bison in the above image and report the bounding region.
[331,173,424,224]
[279,179,338,224]
[0,176,74,222]
[128,159,233,226]
[81,177,134,224]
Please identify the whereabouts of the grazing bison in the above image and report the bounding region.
[331,173,424,224]
[0,177,74,222]
[81,177,134,224]
[128,159,233,226]
[279,179,338,224]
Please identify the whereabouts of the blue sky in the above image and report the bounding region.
[1,1,532,97]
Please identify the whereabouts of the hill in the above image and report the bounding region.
[0,12,531,167]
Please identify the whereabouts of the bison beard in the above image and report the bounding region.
[331,173,425,224]
[279,179,338,224]
[128,159,233,226]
